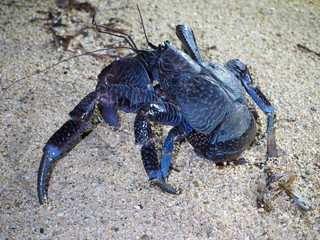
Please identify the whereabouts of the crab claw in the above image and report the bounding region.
[37,150,54,204]
[150,178,179,194]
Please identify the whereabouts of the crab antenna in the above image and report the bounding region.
[92,17,138,50]
[0,47,134,100]
[136,4,157,49]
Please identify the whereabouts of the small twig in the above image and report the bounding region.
[297,44,320,57]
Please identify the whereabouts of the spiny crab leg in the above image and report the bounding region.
[37,90,99,204]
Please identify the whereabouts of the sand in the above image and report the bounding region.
[1,0,319,239]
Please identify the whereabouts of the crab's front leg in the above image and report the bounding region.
[97,57,154,128]
[134,102,185,194]
[161,120,194,179]
[38,84,161,204]
[38,91,99,204]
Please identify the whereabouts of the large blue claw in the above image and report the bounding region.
[150,178,179,194]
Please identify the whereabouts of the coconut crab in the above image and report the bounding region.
[37,21,276,204]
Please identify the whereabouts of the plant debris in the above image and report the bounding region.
[55,0,97,17]
[297,43,320,58]
[257,167,312,212]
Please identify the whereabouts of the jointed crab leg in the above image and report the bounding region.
[38,92,98,204]
[134,102,184,194]
[225,59,274,132]
[175,25,202,63]
[38,84,161,204]
[97,57,154,128]
[161,120,193,179]
[224,59,277,158]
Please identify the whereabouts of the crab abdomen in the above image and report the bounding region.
[187,103,256,162]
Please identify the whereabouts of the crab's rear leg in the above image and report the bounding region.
[134,102,185,194]
[225,59,277,158]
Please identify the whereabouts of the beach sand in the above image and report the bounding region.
[1,0,319,239]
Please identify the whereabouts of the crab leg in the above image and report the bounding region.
[134,102,184,194]
[97,57,154,128]
[225,60,274,132]
[38,91,98,204]
[161,120,193,178]
[240,71,277,158]
[176,25,202,63]
[225,59,277,158]
[240,73,274,132]
[38,84,160,204]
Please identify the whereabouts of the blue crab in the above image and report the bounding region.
[37,23,275,204]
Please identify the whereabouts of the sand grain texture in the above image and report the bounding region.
[1,0,319,239]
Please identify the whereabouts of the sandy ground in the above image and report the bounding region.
[1,0,319,239]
